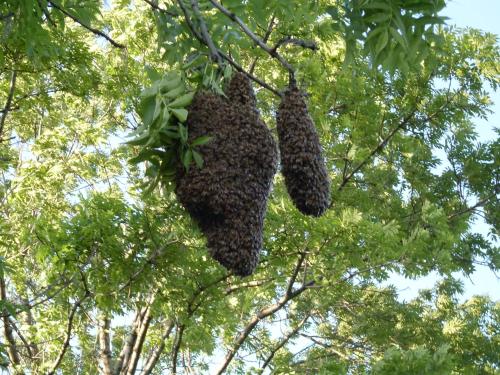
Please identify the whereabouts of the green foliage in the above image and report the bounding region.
[0,0,498,374]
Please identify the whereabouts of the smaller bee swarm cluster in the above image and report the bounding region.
[277,85,330,216]
[175,73,278,276]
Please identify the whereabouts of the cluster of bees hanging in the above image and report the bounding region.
[175,73,330,276]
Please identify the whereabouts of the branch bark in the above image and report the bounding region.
[0,70,17,142]
[98,317,113,375]
[177,0,281,97]
[190,0,223,65]
[261,314,310,371]
[207,0,294,75]
[214,255,312,375]
[0,274,22,371]
[124,305,153,375]
[47,293,89,375]
[141,320,174,375]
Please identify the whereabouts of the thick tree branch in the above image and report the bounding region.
[171,323,186,375]
[271,37,318,53]
[141,320,174,375]
[261,314,310,371]
[114,310,142,375]
[98,317,113,375]
[0,70,17,142]
[124,305,153,375]
[48,1,125,49]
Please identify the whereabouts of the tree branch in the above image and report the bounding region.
[124,305,153,375]
[142,0,179,17]
[177,0,281,97]
[261,314,310,371]
[48,1,125,49]
[207,0,294,75]
[114,310,142,375]
[171,323,186,375]
[214,255,313,375]
[0,274,22,370]
[98,317,113,375]
[47,293,89,375]
[190,0,223,65]
[448,192,498,220]
[337,108,418,192]
[0,70,17,142]
[141,320,174,375]
[249,14,276,75]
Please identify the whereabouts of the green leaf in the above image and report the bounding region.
[182,149,192,169]
[376,28,389,55]
[178,124,188,143]
[168,92,195,108]
[124,132,150,146]
[191,135,213,147]
[171,108,188,123]
[192,149,204,168]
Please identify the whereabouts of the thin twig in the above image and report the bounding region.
[249,14,276,75]
[448,193,498,220]
[48,1,125,49]
[261,314,310,371]
[142,0,179,17]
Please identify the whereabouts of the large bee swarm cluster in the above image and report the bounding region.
[276,85,330,216]
[175,73,278,277]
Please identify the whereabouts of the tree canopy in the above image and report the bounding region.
[0,0,499,374]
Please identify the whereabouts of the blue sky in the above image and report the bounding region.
[386,0,500,302]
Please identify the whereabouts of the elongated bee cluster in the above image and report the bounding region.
[175,74,330,276]
[175,73,278,276]
[276,84,330,217]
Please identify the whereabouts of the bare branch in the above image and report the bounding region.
[0,70,17,142]
[214,255,315,375]
[48,1,125,49]
[98,317,113,375]
[261,314,310,371]
[124,305,153,375]
[141,320,174,375]
[47,293,89,375]
[114,310,142,375]
[448,193,498,220]
[249,14,276,75]
[272,37,318,53]
[0,274,22,370]
[171,323,186,375]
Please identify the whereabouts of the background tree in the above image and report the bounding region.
[0,0,498,374]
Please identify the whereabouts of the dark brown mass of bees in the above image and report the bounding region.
[175,73,278,277]
[276,84,330,217]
